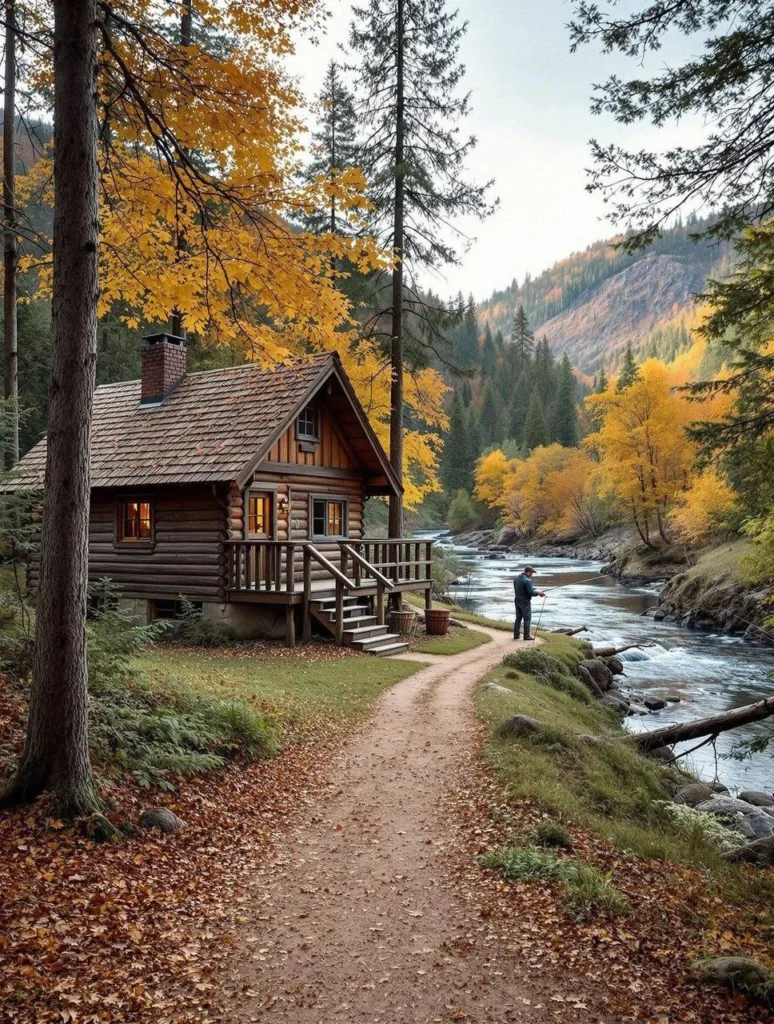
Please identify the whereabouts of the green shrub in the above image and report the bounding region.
[534,820,573,849]
[657,801,746,855]
[483,844,628,919]
[164,597,236,647]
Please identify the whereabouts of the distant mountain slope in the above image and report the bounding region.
[478,218,733,374]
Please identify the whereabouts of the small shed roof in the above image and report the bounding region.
[7,351,401,494]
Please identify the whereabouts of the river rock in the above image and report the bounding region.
[643,696,667,711]
[499,715,546,740]
[600,692,630,714]
[496,525,520,547]
[709,780,730,794]
[578,658,614,692]
[604,655,625,676]
[691,956,774,996]
[653,610,666,621]
[739,790,774,808]
[737,810,774,841]
[724,835,774,867]
[627,702,652,716]
[695,796,761,818]
[674,783,715,807]
[647,745,675,762]
[139,808,187,834]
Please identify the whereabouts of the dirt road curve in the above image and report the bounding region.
[226,629,570,1024]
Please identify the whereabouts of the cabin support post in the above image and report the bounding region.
[335,578,344,646]
[302,546,312,641]
[376,581,385,626]
[285,606,296,649]
[425,587,432,612]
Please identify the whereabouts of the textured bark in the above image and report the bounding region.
[634,696,774,753]
[3,0,19,468]
[387,0,404,542]
[1,0,100,816]
[169,0,191,340]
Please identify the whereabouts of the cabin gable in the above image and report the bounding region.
[262,401,356,472]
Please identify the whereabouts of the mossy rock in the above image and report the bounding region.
[502,649,592,704]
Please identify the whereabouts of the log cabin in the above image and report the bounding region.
[7,334,434,654]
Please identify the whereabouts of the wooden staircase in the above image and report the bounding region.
[309,593,409,656]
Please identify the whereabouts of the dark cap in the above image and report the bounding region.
[524,565,536,574]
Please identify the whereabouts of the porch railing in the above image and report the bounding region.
[348,539,433,587]
[226,540,297,594]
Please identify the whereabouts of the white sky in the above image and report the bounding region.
[288,0,706,302]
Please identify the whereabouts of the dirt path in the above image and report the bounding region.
[224,629,577,1024]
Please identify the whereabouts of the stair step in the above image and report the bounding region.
[368,641,410,656]
[329,614,377,629]
[317,604,371,618]
[343,624,389,641]
[349,631,405,651]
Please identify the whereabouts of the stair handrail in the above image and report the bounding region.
[302,542,353,589]
[340,543,394,590]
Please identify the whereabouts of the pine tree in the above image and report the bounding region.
[456,295,479,369]
[523,391,550,450]
[461,377,473,407]
[480,322,497,375]
[510,304,534,370]
[349,0,495,536]
[533,336,556,403]
[479,380,504,448]
[508,369,532,445]
[596,368,608,393]
[302,61,361,238]
[617,342,639,391]
[551,354,578,446]
[440,391,469,494]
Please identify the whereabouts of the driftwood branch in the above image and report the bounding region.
[593,643,650,658]
[633,696,774,752]
[551,626,589,636]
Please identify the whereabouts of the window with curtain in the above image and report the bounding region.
[312,498,346,538]
[118,499,152,542]
[248,493,272,537]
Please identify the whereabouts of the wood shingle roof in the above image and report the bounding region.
[8,352,399,493]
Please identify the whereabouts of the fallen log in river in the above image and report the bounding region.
[633,695,774,752]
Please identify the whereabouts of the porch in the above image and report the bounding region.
[224,538,434,652]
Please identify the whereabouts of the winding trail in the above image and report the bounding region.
[223,628,574,1024]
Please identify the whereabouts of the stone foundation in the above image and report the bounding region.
[201,601,287,640]
[117,598,152,625]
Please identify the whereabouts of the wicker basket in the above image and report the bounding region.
[424,608,451,636]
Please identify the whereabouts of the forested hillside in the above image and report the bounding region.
[478,218,733,373]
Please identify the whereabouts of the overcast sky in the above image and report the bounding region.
[288,0,703,302]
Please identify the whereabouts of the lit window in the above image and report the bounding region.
[118,500,152,541]
[297,405,319,440]
[248,493,272,537]
[312,499,345,538]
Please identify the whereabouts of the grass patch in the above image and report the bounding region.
[404,591,512,631]
[477,633,726,866]
[482,844,629,920]
[410,627,490,655]
[136,644,423,744]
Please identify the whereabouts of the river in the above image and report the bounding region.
[421,531,774,794]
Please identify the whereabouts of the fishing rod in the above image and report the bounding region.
[541,572,613,591]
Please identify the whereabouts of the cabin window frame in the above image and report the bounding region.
[246,488,276,540]
[310,494,348,540]
[114,495,155,548]
[296,403,320,443]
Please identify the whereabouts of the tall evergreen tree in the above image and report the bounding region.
[533,336,556,403]
[508,368,532,445]
[617,342,639,391]
[551,354,579,446]
[523,391,550,451]
[302,61,361,238]
[510,304,534,370]
[461,377,473,407]
[456,294,479,369]
[480,322,497,375]
[596,367,608,393]
[440,391,471,493]
[479,380,504,448]
[349,0,495,536]
[3,0,18,467]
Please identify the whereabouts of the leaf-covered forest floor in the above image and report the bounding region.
[0,629,772,1023]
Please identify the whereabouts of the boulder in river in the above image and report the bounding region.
[737,811,774,841]
[603,655,625,676]
[674,783,715,807]
[578,658,614,692]
[600,692,630,715]
[643,696,667,711]
[739,790,774,808]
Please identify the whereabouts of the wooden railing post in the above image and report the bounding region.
[303,546,312,641]
[376,581,385,625]
[335,578,344,646]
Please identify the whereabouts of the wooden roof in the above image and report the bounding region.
[7,352,401,494]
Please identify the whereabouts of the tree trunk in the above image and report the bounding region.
[0,0,100,817]
[633,696,774,753]
[592,643,647,657]
[170,0,192,339]
[3,0,19,468]
[387,0,404,542]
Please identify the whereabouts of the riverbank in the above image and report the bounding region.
[447,524,774,642]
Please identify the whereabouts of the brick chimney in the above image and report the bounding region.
[140,333,186,406]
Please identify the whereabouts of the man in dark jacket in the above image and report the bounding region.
[513,566,545,640]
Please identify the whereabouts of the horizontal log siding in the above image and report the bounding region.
[263,405,355,470]
[86,485,227,601]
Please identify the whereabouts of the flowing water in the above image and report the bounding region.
[419,531,774,794]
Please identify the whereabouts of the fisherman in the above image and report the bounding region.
[513,565,545,641]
